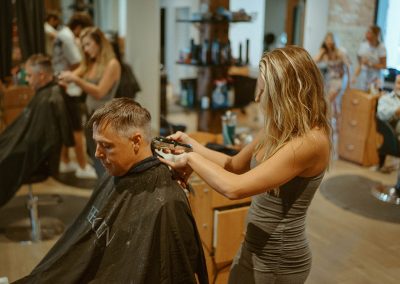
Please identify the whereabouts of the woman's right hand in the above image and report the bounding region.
[168,131,192,145]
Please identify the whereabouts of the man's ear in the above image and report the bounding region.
[130,133,142,146]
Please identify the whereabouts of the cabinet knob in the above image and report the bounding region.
[203,188,209,193]
[346,144,355,151]
[350,120,358,127]
[351,99,359,105]
[19,92,28,101]
[202,223,208,229]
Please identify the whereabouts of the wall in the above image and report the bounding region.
[303,0,329,56]
[264,0,287,48]
[124,0,160,132]
[229,0,265,68]
[326,0,376,67]
[160,0,198,96]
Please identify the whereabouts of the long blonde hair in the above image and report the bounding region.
[255,45,331,161]
[79,27,115,78]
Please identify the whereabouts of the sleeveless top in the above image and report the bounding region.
[242,157,325,274]
[85,77,120,114]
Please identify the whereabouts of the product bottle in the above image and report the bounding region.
[201,39,209,65]
[211,39,220,65]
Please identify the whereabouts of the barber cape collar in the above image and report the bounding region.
[114,155,161,183]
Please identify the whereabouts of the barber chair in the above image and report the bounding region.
[371,118,400,204]
[4,168,64,243]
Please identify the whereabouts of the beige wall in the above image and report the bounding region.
[327,0,376,66]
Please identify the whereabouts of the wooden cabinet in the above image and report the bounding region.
[187,132,250,283]
[0,86,34,129]
[189,175,250,283]
[338,89,380,166]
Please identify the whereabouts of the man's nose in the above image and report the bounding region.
[95,145,103,159]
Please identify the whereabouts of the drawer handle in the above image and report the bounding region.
[346,144,355,151]
[19,93,28,101]
[349,120,358,127]
[351,99,359,105]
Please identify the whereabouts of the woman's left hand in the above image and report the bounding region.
[58,71,77,83]
[158,153,193,185]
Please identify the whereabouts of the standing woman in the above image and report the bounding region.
[163,46,331,284]
[352,25,386,91]
[59,27,121,176]
[314,32,350,124]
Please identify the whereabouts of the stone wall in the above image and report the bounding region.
[327,0,376,68]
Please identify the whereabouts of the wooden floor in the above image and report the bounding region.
[1,159,399,283]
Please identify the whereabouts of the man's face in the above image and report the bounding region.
[25,64,44,91]
[93,122,139,176]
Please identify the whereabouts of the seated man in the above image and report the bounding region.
[15,98,208,284]
[0,54,74,207]
[377,74,400,196]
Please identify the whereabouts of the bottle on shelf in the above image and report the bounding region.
[211,39,220,65]
[245,39,250,65]
[238,42,243,66]
[201,39,210,65]
[212,79,228,109]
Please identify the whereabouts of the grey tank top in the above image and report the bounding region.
[243,157,325,274]
[86,77,120,114]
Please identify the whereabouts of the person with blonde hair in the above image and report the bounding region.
[352,25,387,91]
[162,46,331,283]
[59,26,121,177]
[314,32,350,126]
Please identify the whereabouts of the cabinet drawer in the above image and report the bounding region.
[189,178,213,251]
[3,107,25,125]
[2,86,34,108]
[340,112,370,138]
[213,206,249,264]
[212,192,251,208]
[338,134,366,164]
[341,89,375,114]
[189,174,250,209]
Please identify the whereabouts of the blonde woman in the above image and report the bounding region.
[162,46,331,284]
[314,32,350,125]
[59,27,121,176]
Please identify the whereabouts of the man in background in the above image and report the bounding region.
[0,54,73,206]
[376,74,400,198]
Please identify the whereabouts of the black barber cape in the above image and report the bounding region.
[14,157,209,284]
[0,81,74,206]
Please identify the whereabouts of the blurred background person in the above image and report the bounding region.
[314,32,350,133]
[44,10,60,56]
[59,27,121,177]
[53,12,96,179]
[0,54,73,206]
[352,25,387,91]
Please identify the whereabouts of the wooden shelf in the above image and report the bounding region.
[176,61,246,68]
[176,18,252,23]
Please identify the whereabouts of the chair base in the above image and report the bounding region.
[371,184,400,205]
[5,216,64,243]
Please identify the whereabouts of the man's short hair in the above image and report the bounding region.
[88,98,152,142]
[46,10,60,22]
[68,12,93,30]
[26,54,53,75]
